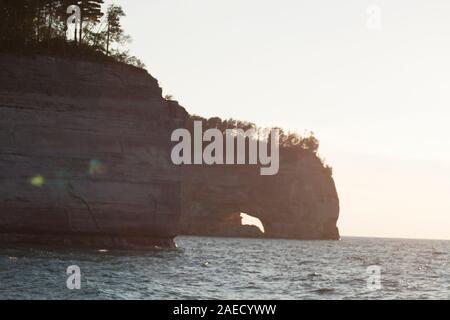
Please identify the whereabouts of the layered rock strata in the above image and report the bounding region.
[0,54,181,248]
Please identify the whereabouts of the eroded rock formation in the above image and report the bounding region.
[0,54,340,246]
[179,153,340,240]
[167,101,340,240]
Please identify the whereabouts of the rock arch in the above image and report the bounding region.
[179,153,340,240]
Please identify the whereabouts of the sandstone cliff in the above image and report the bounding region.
[167,101,341,240]
[0,54,181,248]
[179,152,340,240]
[0,54,340,246]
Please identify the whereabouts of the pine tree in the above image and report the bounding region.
[76,0,104,45]
[0,0,144,69]
[104,4,125,56]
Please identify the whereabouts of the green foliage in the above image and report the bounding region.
[188,114,332,175]
[0,0,145,69]
[75,0,104,44]
[103,4,126,55]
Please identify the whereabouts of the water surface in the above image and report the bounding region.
[0,236,449,299]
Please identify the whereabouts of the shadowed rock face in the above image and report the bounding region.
[0,54,181,248]
[170,100,340,240]
[0,54,340,246]
[179,155,340,240]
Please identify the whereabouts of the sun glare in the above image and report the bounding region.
[240,213,265,233]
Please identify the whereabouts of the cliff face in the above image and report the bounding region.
[166,105,340,240]
[0,54,181,248]
[179,153,340,240]
[0,54,340,246]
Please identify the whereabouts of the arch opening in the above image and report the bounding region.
[240,212,265,234]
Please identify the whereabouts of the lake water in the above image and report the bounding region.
[0,236,449,299]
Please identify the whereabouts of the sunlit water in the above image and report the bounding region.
[0,236,449,299]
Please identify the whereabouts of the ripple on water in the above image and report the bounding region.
[0,236,449,299]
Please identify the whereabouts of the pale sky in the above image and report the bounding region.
[105,0,450,240]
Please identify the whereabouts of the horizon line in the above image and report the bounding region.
[341,234,450,241]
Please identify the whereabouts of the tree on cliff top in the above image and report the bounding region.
[187,114,332,175]
[78,0,104,44]
[104,4,125,56]
[82,4,145,67]
[0,0,145,69]
[189,115,321,155]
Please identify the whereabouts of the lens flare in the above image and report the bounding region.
[89,159,105,176]
[30,175,45,187]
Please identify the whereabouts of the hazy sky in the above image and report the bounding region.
[104,0,450,240]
